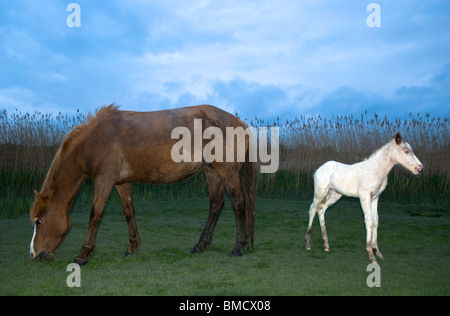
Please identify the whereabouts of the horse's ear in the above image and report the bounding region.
[34,190,43,204]
[393,133,402,145]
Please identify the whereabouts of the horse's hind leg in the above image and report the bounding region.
[116,183,141,256]
[227,180,247,257]
[191,165,225,254]
[219,169,247,257]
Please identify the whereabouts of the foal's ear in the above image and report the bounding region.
[393,133,402,145]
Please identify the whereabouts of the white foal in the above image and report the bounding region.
[304,133,423,263]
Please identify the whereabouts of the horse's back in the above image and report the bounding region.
[76,104,246,184]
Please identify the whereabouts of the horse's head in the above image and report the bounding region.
[29,190,71,262]
[392,133,423,175]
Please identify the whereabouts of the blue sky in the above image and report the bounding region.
[1,0,449,121]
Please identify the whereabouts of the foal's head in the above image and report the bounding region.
[29,191,71,262]
[391,133,423,175]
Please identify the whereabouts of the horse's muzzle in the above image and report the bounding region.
[30,251,53,262]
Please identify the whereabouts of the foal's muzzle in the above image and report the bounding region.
[415,164,424,174]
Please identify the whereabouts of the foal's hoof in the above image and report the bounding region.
[375,251,384,260]
[305,240,312,251]
[124,251,135,257]
[324,247,330,252]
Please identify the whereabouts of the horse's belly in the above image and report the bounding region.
[119,161,203,185]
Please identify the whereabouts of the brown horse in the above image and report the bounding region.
[29,104,255,265]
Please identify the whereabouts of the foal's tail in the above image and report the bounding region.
[239,151,255,251]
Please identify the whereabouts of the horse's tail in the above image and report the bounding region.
[239,150,255,251]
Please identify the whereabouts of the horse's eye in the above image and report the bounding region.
[35,218,42,225]
[404,150,410,154]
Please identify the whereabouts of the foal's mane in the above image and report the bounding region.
[30,104,119,222]
[366,137,401,162]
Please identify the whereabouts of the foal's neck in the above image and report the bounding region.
[365,142,397,178]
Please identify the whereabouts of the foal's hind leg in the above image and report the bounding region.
[116,183,141,256]
[305,198,320,251]
[191,165,225,254]
[305,185,329,251]
[305,188,341,252]
[317,190,342,252]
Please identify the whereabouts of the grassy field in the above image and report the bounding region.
[1,108,448,296]
[1,197,449,296]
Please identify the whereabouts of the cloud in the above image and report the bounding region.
[390,62,450,114]
[0,1,449,120]
[314,62,450,117]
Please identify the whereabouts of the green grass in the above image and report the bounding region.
[1,197,449,296]
[1,168,448,220]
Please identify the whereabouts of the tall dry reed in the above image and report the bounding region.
[248,112,449,177]
[0,108,448,217]
[0,108,86,171]
[1,108,449,177]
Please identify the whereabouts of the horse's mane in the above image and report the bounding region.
[30,104,120,222]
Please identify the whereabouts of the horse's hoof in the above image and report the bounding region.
[124,251,134,257]
[229,248,243,257]
[324,248,330,252]
[73,258,87,266]
[190,246,204,254]
[306,247,312,251]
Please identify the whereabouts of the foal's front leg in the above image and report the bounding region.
[371,197,384,260]
[360,195,378,263]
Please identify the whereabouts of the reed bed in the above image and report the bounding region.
[1,108,449,218]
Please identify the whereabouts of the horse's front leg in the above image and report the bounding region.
[371,197,384,260]
[116,183,141,256]
[74,178,114,265]
[360,195,377,263]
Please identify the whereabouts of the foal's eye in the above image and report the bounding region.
[404,149,410,154]
[35,218,42,225]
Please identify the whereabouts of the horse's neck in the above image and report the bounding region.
[41,153,86,211]
[364,143,397,179]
